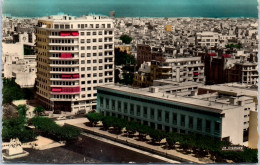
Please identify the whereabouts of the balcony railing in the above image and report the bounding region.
[61,74,80,79]
[60,31,79,37]
[51,86,80,94]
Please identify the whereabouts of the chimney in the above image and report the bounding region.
[149,87,159,93]
[229,97,237,105]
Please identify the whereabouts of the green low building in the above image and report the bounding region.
[97,84,255,146]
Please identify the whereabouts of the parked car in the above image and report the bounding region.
[57,116,66,120]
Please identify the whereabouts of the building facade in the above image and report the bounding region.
[97,84,255,146]
[36,14,114,114]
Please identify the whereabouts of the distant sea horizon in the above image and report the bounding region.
[2,0,258,18]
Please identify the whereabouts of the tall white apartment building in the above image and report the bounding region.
[195,31,219,48]
[36,14,114,114]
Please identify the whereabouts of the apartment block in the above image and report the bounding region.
[35,14,114,114]
[196,32,219,48]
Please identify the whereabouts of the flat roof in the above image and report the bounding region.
[97,84,248,113]
[199,83,258,97]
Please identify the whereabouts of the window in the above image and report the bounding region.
[107,24,111,28]
[165,111,169,123]
[197,118,202,131]
[87,39,91,43]
[214,122,220,134]
[99,79,103,83]
[99,59,103,63]
[87,32,91,35]
[158,110,162,121]
[100,97,103,107]
[118,101,121,111]
[96,24,99,28]
[87,53,91,57]
[81,46,85,50]
[150,108,155,119]
[81,81,85,85]
[130,104,134,115]
[99,38,102,42]
[81,53,85,57]
[112,100,115,110]
[81,60,85,64]
[93,39,97,42]
[99,66,103,70]
[82,88,85,91]
[81,67,85,71]
[136,105,141,116]
[81,39,85,43]
[106,99,109,108]
[81,74,85,78]
[172,113,177,125]
[124,102,128,113]
[87,60,91,64]
[80,32,85,36]
[189,116,193,129]
[98,31,102,35]
[181,115,185,127]
[143,106,147,117]
[93,32,97,35]
[206,120,211,133]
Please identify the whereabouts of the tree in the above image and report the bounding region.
[86,112,104,126]
[120,34,133,44]
[148,130,165,144]
[34,106,45,116]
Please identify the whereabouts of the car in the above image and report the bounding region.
[57,116,66,120]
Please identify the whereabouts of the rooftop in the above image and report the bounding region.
[98,84,252,113]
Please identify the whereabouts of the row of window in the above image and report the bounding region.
[51,61,78,65]
[53,23,112,29]
[98,90,223,117]
[80,38,113,43]
[101,108,221,135]
[80,44,113,50]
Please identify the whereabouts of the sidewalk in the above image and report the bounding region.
[65,120,206,164]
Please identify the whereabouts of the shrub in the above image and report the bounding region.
[86,112,104,126]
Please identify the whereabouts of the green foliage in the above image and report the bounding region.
[2,78,35,104]
[148,129,165,143]
[32,117,81,141]
[126,122,139,134]
[2,117,36,142]
[2,78,24,104]
[86,112,104,126]
[119,34,133,44]
[17,104,28,119]
[225,43,242,49]
[114,48,136,65]
[92,113,257,163]
[34,106,45,116]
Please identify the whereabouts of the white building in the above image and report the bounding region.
[196,31,219,48]
[35,14,114,114]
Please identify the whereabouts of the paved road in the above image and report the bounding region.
[4,135,166,164]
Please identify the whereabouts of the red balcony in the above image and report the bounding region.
[60,32,71,36]
[61,74,80,79]
[51,86,80,94]
[222,54,231,58]
[59,31,79,37]
[194,72,199,76]
[71,32,79,36]
[208,53,216,56]
[60,53,73,58]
